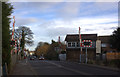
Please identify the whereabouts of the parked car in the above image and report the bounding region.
[33,56,37,59]
[38,56,45,60]
[24,56,26,59]
[30,57,34,60]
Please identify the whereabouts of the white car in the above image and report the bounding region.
[39,56,45,60]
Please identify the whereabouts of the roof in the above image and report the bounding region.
[65,34,97,42]
[97,36,112,43]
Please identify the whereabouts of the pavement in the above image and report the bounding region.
[9,58,37,75]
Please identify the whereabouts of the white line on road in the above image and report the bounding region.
[45,61,63,67]
[45,61,92,75]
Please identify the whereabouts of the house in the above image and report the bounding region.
[97,36,120,60]
[97,36,116,53]
[65,34,97,62]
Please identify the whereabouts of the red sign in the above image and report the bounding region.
[82,40,92,47]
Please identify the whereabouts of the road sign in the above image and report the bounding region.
[81,40,92,64]
[82,40,92,47]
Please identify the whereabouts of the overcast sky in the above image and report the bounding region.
[9,0,119,51]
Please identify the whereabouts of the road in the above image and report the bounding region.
[28,59,119,76]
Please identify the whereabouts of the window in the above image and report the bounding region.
[71,42,76,47]
[76,42,80,47]
[67,42,76,47]
[68,42,71,47]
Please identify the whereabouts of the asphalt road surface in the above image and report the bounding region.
[28,59,119,76]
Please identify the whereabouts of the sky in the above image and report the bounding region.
[9,0,119,51]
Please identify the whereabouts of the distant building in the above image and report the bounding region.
[65,34,97,62]
[97,36,120,60]
[97,36,117,53]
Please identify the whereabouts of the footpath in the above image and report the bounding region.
[9,58,37,75]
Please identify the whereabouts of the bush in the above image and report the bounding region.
[88,60,93,64]
[109,59,120,68]
[61,51,66,54]
[103,59,120,68]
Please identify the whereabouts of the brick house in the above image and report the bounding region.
[65,34,97,62]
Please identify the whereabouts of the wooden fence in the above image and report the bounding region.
[106,52,120,60]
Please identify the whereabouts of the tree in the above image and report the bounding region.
[35,42,49,57]
[15,26,34,57]
[2,2,13,72]
[35,42,49,51]
[15,26,34,46]
[45,40,59,60]
[36,44,49,56]
[35,42,44,50]
[110,27,120,51]
[51,39,56,44]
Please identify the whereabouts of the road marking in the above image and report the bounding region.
[63,66,92,75]
[45,61,92,75]
[46,61,63,67]
[27,59,39,77]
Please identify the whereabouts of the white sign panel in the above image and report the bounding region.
[96,40,101,54]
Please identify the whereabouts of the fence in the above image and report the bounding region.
[106,52,120,60]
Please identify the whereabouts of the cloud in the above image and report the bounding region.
[9,0,120,2]
[14,17,39,26]
[9,0,64,2]
[11,2,61,14]
[94,2,118,11]
[46,27,77,37]
[11,2,118,21]
[77,2,118,17]
[56,2,81,19]
[72,17,117,25]
[33,16,118,38]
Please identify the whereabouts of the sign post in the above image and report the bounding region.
[82,40,92,64]
[79,27,82,63]
[86,47,87,64]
